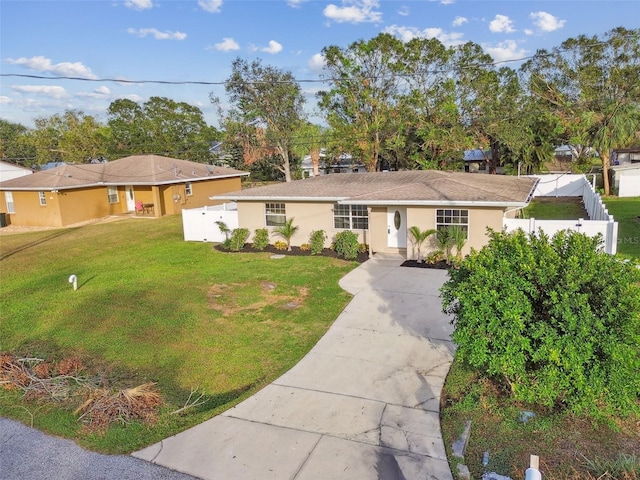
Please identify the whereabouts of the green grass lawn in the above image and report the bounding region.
[0,216,357,453]
[604,196,640,260]
[521,197,589,220]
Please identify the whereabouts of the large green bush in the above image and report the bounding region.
[309,229,327,255]
[252,228,269,250]
[229,228,250,251]
[441,229,640,418]
[332,231,360,260]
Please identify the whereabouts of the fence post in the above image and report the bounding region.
[607,216,618,255]
[529,217,536,234]
[525,455,542,480]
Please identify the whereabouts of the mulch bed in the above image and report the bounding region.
[214,244,370,264]
[401,259,451,270]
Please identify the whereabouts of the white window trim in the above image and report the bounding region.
[265,203,286,226]
[38,191,47,206]
[5,192,15,214]
[185,181,193,196]
[436,208,469,238]
[107,187,119,204]
[334,204,369,230]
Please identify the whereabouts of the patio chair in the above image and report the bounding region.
[135,201,144,215]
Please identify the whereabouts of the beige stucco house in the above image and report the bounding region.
[0,155,248,227]
[212,170,538,259]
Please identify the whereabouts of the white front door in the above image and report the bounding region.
[126,186,136,212]
[387,207,407,248]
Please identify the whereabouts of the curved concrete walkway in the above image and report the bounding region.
[134,255,455,479]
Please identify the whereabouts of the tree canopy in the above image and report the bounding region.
[213,58,306,182]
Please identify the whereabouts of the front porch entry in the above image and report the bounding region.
[386,207,407,249]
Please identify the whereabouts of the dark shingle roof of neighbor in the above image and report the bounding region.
[214,170,538,206]
[0,155,248,191]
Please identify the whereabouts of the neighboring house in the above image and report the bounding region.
[0,154,248,227]
[211,170,538,258]
[610,147,640,197]
[301,150,366,178]
[0,160,33,182]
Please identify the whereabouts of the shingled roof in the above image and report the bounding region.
[214,170,538,207]
[0,155,248,191]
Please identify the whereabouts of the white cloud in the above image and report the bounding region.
[383,25,464,46]
[127,28,187,40]
[12,85,69,99]
[5,56,97,79]
[398,6,409,16]
[524,29,534,36]
[323,0,382,24]
[210,37,240,51]
[77,86,112,99]
[489,14,515,33]
[0,96,12,105]
[250,40,283,54]
[287,0,306,7]
[198,0,222,13]
[124,0,153,10]
[530,11,566,32]
[483,40,528,63]
[308,53,326,73]
[440,0,454,4]
[452,16,468,27]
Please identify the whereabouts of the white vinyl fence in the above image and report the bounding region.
[182,203,239,243]
[504,174,619,254]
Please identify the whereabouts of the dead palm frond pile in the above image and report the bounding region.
[74,383,161,431]
[1,353,162,431]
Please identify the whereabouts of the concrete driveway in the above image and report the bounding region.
[134,255,455,480]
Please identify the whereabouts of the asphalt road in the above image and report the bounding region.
[0,417,198,480]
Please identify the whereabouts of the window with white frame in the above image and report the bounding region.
[334,204,369,229]
[38,191,47,206]
[107,187,119,204]
[436,209,469,237]
[185,181,193,196]
[5,192,15,214]
[265,203,286,226]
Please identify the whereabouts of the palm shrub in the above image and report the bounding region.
[273,218,299,251]
[309,229,327,255]
[441,228,640,418]
[436,227,456,264]
[408,226,436,262]
[252,228,269,250]
[449,226,467,263]
[333,231,360,260]
[215,220,231,248]
[229,228,250,251]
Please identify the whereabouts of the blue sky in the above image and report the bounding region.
[1,0,638,129]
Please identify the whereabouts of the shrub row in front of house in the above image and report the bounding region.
[220,225,366,260]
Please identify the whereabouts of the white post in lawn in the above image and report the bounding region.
[525,454,542,480]
[68,274,77,291]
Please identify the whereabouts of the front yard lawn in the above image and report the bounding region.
[604,196,640,260]
[0,215,357,453]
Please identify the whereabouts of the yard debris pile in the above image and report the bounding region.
[0,353,161,431]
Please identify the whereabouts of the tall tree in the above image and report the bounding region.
[291,122,330,176]
[521,27,640,194]
[26,110,108,165]
[107,97,219,162]
[318,33,405,172]
[0,119,35,165]
[213,58,306,182]
[397,36,465,170]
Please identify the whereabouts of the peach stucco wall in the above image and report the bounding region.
[237,200,507,257]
